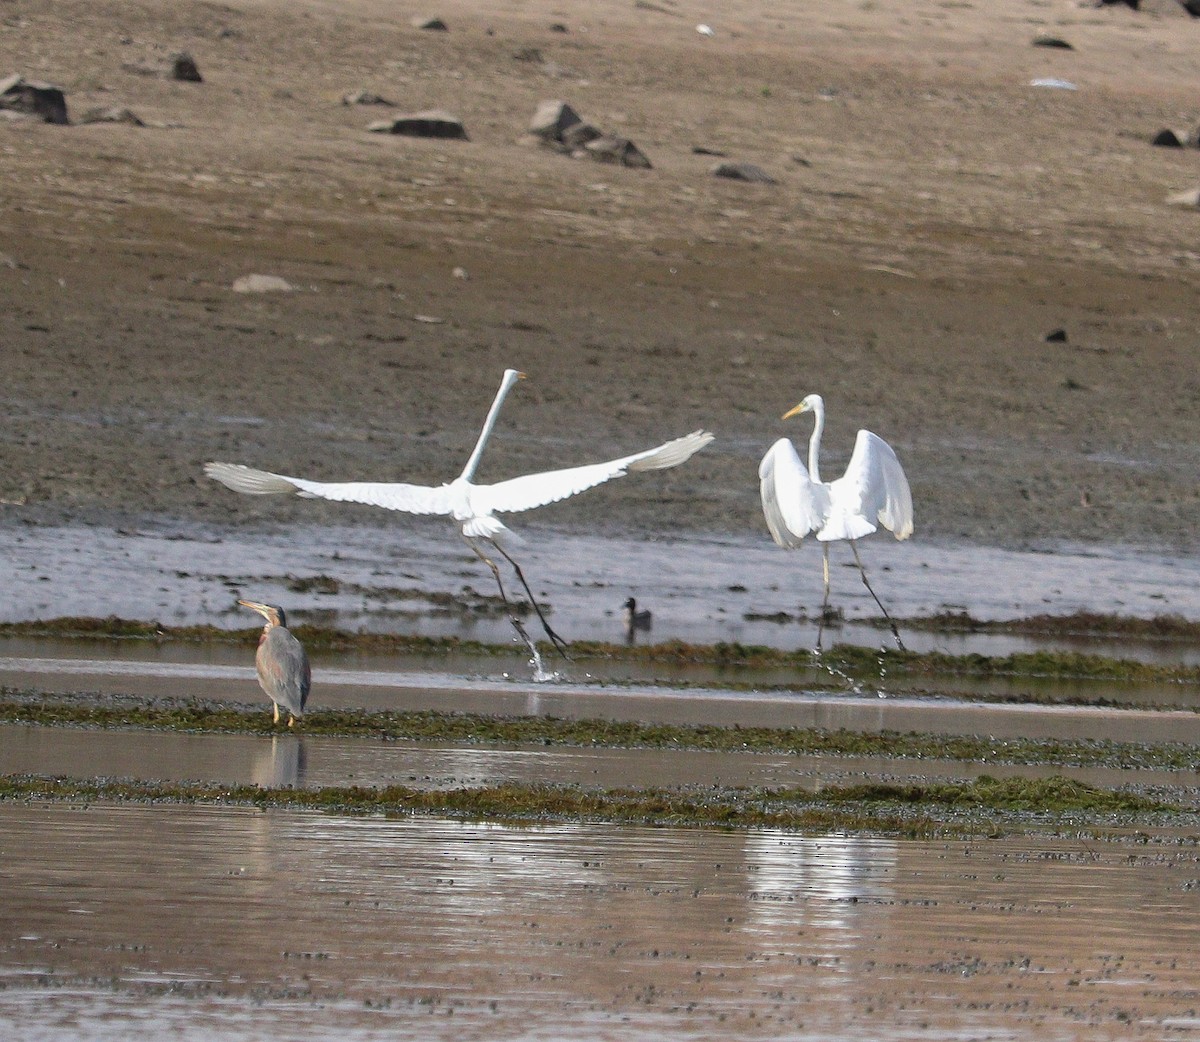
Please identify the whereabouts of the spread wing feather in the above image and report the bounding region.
[758,438,828,548]
[839,430,913,540]
[203,462,455,516]
[472,430,714,516]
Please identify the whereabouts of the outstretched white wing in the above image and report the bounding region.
[838,430,913,540]
[758,438,829,548]
[471,430,714,516]
[203,462,455,516]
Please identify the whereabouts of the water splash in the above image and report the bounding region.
[874,644,891,699]
[812,647,864,695]
[504,624,560,684]
[528,644,559,684]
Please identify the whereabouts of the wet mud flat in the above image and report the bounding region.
[2,803,1199,1041]
[7,521,1200,663]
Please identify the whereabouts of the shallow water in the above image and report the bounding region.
[6,724,1198,794]
[1,803,1198,1041]
[4,520,1200,660]
[3,647,1200,745]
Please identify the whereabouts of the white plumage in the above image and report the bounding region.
[205,369,714,655]
[759,393,911,649]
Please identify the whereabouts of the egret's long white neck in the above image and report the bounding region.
[460,370,523,482]
[807,397,825,484]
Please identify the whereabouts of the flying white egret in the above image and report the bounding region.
[759,393,912,651]
[205,369,714,656]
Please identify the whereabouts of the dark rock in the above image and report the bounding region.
[711,161,777,184]
[1181,0,1200,17]
[692,145,727,157]
[561,121,604,150]
[1045,328,1068,343]
[0,74,68,124]
[1152,128,1184,147]
[1032,35,1073,49]
[78,106,145,126]
[549,22,569,33]
[581,135,652,169]
[529,99,582,142]
[170,52,203,82]
[367,110,468,139]
[342,89,393,106]
[412,16,448,31]
[513,47,544,63]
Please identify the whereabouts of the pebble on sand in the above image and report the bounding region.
[1151,128,1185,148]
[528,99,651,168]
[582,136,652,169]
[342,90,393,107]
[1032,35,1073,49]
[1166,187,1200,207]
[528,99,582,142]
[0,74,68,124]
[79,106,145,126]
[367,110,468,139]
[170,52,203,83]
[232,274,294,294]
[711,161,777,184]
[411,16,448,31]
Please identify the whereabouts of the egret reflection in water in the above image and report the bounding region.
[743,830,896,932]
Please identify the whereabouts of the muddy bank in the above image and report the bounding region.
[3,0,1200,557]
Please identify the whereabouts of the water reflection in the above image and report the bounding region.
[250,736,308,789]
[744,830,896,933]
[3,804,1199,1041]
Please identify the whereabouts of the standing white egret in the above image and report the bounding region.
[205,369,714,657]
[759,393,912,651]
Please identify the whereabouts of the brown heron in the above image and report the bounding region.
[238,599,311,727]
[759,393,912,652]
[206,369,713,658]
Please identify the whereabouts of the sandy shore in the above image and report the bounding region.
[3,0,1200,558]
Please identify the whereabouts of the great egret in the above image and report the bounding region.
[759,393,912,650]
[238,599,311,727]
[206,369,714,656]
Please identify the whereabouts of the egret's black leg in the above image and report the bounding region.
[850,540,905,651]
[493,542,571,659]
[464,537,539,655]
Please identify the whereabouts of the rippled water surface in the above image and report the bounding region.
[2,804,1199,1041]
